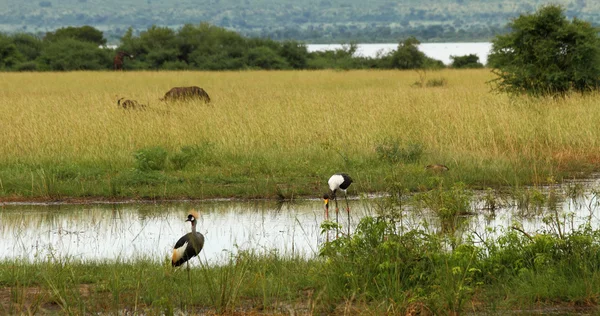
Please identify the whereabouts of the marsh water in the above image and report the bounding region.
[1,177,600,265]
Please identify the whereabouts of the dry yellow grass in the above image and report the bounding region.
[1,69,599,198]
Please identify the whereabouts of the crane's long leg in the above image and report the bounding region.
[324,203,330,242]
[334,196,340,238]
[345,193,350,236]
[186,261,191,282]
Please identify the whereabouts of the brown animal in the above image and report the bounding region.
[117,97,146,110]
[425,164,450,172]
[160,86,211,103]
[114,51,134,71]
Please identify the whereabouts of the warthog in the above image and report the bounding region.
[160,86,211,103]
[425,164,450,172]
[117,97,146,110]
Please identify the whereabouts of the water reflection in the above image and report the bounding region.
[2,180,600,264]
[0,200,370,265]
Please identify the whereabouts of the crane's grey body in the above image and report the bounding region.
[172,211,205,267]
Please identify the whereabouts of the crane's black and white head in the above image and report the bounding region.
[186,210,200,224]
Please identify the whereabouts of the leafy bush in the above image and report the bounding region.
[14,61,38,71]
[0,34,24,70]
[450,54,484,68]
[388,37,444,70]
[44,25,107,46]
[36,38,111,70]
[414,182,473,233]
[246,46,290,69]
[12,33,43,61]
[488,5,600,96]
[133,146,168,171]
[169,145,205,170]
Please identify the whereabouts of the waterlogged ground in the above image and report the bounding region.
[1,178,600,264]
[0,200,344,265]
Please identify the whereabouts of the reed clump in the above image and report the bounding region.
[2,70,600,199]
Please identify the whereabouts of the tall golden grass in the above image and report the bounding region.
[1,69,600,197]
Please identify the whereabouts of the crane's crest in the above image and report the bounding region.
[188,210,200,221]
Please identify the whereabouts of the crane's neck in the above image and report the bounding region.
[191,220,197,234]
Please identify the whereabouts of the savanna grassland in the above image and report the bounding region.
[1,69,599,201]
[4,69,600,314]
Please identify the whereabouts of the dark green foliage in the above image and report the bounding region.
[246,46,289,69]
[44,25,107,46]
[11,33,43,61]
[14,61,38,71]
[279,41,309,69]
[36,38,111,70]
[0,34,24,69]
[320,209,600,313]
[489,5,600,96]
[451,54,484,68]
[1,22,446,71]
[169,145,206,170]
[386,37,444,70]
[133,146,168,171]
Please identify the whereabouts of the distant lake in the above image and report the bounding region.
[103,42,493,66]
[307,42,493,65]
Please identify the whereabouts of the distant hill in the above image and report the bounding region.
[1,0,598,43]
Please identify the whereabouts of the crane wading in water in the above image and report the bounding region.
[172,210,205,279]
[324,173,353,236]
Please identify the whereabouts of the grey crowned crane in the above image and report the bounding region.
[172,210,205,278]
[323,173,353,235]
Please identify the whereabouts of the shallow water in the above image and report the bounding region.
[0,200,371,265]
[2,178,600,264]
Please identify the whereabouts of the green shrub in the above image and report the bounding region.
[36,38,111,70]
[169,145,204,170]
[489,5,600,96]
[14,61,38,71]
[133,146,168,171]
[450,54,484,69]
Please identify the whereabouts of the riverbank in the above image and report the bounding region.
[2,218,600,315]
[1,69,600,201]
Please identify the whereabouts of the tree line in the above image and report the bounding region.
[0,23,483,72]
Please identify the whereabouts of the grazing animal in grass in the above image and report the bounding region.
[117,97,146,110]
[160,86,211,103]
[172,210,205,279]
[113,51,134,71]
[426,164,450,172]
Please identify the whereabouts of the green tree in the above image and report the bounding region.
[11,33,43,61]
[44,25,107,46]
[0,34,24,70]
[246,46,289,70]
[279,41,309,69]
[388,37,443,70]
[488,5,600,96]
[450,54,484,68]
[36,39,111,70]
